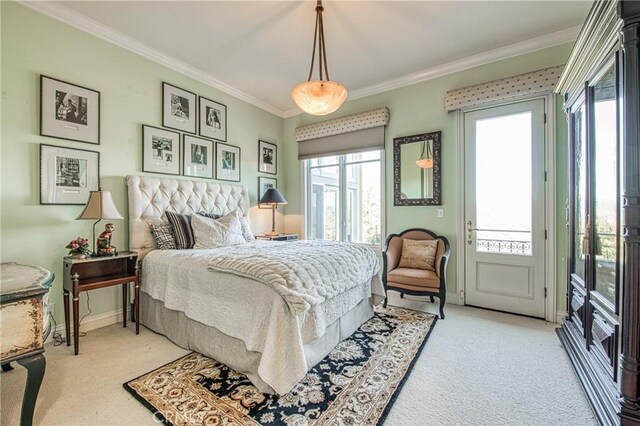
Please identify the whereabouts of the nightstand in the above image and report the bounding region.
[63,251,139,355]
[255,234,299,242]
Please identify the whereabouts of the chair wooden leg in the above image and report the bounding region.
[439,293,446,319]
[430,295,435,303]
[383,296,388,308]
[400,292,404,299]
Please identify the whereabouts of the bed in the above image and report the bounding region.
[126,175,384,395]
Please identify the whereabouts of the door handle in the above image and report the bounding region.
[581,215,590,255]
[467,221,478,245]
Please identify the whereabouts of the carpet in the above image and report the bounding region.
[123,306,436,425]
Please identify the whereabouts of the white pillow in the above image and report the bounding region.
[192,212,245,248]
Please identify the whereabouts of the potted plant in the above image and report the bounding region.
[66,237,91,259]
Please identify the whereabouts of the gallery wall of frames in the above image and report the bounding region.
[39,76,280,205]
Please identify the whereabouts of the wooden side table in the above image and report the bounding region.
[255,233,299,242]
[63,251,139,355]
[1,262,54,426]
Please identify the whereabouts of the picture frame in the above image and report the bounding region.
[258,176,278,209]
[142,125,181,175]
[183,135,214,179]
[162,82,197,134]
[258,140,277,175]
[199,96,227,142]
[215,142,241,182]
[40,144,100,205]
[40,75,100,145]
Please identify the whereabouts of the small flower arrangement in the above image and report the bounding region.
[66,237,92,258]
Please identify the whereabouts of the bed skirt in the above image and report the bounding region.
[140,292,374,394]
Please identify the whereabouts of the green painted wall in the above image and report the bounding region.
[283,44,573,311]
[0,3,284,325]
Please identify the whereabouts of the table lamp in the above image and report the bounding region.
[76,190,124,255]
[258,188,287,236]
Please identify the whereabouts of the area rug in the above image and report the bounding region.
[123,306,436,425]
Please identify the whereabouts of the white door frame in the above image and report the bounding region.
[455,94,557,322]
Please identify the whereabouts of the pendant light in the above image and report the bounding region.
[416,140,433,169]
[291,0,348,116]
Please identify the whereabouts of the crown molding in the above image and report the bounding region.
[282,25,581,118]
[20,0,287,118]
[22,1,580,121]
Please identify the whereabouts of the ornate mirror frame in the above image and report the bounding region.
[393,131,442,206]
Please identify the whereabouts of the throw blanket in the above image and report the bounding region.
[208,240,380,315]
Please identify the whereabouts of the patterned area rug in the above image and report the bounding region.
[123,306,436,425]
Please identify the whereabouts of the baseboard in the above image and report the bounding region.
[556,310,567,324]
[45,308,124,345]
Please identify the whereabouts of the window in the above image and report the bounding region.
[305,151,382,245]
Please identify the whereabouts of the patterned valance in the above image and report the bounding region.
[294,107,390,142]
[444,65,564,112]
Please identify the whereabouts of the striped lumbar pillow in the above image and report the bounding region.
[165,211,195,249]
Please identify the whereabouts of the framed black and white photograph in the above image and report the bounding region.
[183,135,214,179]
[40,75,100,145]
[162,82,197,134]
[142,125,181,175]
[258,140,277,175]
[40,144,100,205]
[258,176,277,209]
[199,96,227,142]
[216,142,240,182]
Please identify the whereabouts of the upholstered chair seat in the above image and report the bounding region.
[383,228,450,319]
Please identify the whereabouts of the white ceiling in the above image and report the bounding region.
[45,1,591,116]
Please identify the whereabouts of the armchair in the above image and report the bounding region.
[382,228,450,319]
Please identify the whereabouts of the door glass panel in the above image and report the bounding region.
[592,66,617,305]
[475,112,532,255]
[574,105,587,279]
[345,160,381,244]
[309,166,340,240]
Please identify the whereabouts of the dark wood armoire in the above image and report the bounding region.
[556,1,640,425]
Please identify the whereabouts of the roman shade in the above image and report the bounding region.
[444,65,564,112]
[296,107,389,160]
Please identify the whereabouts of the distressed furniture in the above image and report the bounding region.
[255,233,299,241]
[382,228,450,319]
[555,1,640,424]
[63,251,139,355]
[0,262,53,426]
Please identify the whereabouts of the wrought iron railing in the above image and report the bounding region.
[477,239,532,254]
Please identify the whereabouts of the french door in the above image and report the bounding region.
[464,99,546,318]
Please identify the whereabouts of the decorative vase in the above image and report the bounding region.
[72,254,86,259]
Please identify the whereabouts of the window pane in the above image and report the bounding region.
[346,161,381,244]
[309,156,339,167]
[309,166,340,240]
[573,105,587,279]
[345,150,381,163]
[475,112,532,255]
[592,67,617,305]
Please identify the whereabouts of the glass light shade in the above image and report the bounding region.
[291,80,348,116]
[415,158,434,169]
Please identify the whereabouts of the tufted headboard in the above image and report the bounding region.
[125,175,250,259]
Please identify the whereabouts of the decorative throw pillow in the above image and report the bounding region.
[398,239,439,271]
[165,211,195,249]
[191,212,246,249]
[149,223,177,250]
[238,216,255,242]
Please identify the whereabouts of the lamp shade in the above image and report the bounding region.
[291,80,348,116]
[76,190,124,220]
[259,188,288,205]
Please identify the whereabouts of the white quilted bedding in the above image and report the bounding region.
[141,241,384,394]
[207,239,381,315]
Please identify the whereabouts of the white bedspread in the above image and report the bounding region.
[141,241,384,394]
[207,240,380,315]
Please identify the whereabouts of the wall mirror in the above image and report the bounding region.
[393,131,441,206]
